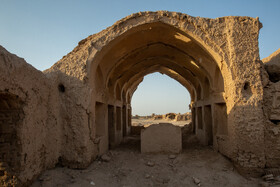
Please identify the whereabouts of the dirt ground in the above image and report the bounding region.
[31,134,263,187]
[132,118,191,127]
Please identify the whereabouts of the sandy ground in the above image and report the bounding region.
[31,135,262,187]
[132,119,191,127]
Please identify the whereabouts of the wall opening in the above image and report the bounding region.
[242,81,252,99]
[128,108,131,128]
[192,108,196,133]
[197,107,203,130]
[131,73,191,116]
[122,105,127,137]
[214,103,228,135]
[95,102,106,137]
[0,92,24,185]
[58,84,65,93]
[92,21,227,152]
[197,85,202,101]
[130,72,192,149]
[203,78,210,99]
[204,105,213,145]
[108,105,115,148]
[116,107,122,131]
[95,102,107,154]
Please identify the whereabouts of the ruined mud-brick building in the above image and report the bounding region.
[0,11,280,185]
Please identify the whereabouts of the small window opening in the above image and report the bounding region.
[58,84,65,93]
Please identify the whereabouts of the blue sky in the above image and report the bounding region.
[0,0,279,115]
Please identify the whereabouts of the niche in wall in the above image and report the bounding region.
[214,103,228,135]
[95,102,106,138]
[116,107,121,131]
[122,105,127,137]
[197,107,203,130]
[204,105,213,145]
[108,105,115,147]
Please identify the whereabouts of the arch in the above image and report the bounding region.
[126,67,196,102]
[44,11,266,175]
[87,12,229,75]
[87,13,228,151]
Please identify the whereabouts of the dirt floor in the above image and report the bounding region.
[31,134,263,187]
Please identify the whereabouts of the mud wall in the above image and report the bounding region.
[262,49,280,168]
[222,17,265,175]
[0,46,61,185]
[44,71,98,168]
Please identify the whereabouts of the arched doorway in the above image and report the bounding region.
[50,11,265,173]
[90,21,226,151]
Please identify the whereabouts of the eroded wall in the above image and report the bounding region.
[262,49,280,168]
[0,46,61,185]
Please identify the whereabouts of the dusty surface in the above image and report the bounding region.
[31,137,261,187]
[132,119,191,127]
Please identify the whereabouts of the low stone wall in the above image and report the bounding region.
[141,123,182,153]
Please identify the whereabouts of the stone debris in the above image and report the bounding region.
[146,161,155,167]
[70,178,75,183]
[90,181,95,185]
[263,174,274,181]
[101,154,111,162]
[192,177,201,186]
[168,154,177,159]
[145,174,151,179]
[168,163,175,167]
[261,174,280,186]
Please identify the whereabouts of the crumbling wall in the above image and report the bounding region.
[262,49,280,168]
[44,71,98,168]
[220,17,265,175]
[0,46,61,185]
